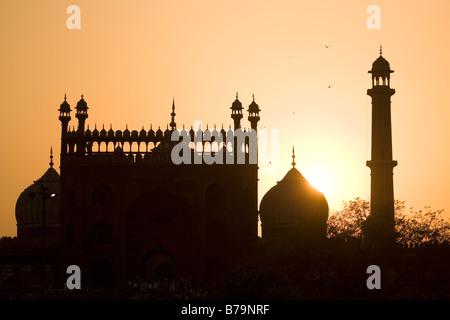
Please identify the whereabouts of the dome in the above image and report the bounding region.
[76,95,88,111]
[230,93,243,111]
[248,100,260,113]
[59,95,71,113]
[260,166,328,241]
[369,55,393,74]
[247,94,260,113]
[15,165,60,237]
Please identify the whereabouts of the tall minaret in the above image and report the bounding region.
[59,94,71,159]
[363,47,397,248]
[75,95,89,154]
[230,92,243,130]
[247,94,261,131]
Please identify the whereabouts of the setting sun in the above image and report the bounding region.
[301,162,337,205]
[304,167,334,197]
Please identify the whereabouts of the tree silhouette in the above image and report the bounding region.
[209,199,450,300]
[327,198,450,246]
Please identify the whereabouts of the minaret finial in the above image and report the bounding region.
[236,92,238,99]
[380,44,382,56]
[291,146,296,168]
[64,93,67,101]
[49,147,54,169]
[170,98,176,130]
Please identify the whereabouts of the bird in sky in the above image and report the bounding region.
[328,85,333,88]
[324,45,330,48]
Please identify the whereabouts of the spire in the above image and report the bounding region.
[170,98,176,130]
[49,147,54,169]
[291,146,296,168]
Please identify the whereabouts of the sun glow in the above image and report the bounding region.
[305,169,332,195]
[302,164,336,204]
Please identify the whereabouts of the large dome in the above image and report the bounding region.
[15,165,60,239]
[260,166,328,241]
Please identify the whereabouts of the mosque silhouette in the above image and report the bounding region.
[2,51,450,300]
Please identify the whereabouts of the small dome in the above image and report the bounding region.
[93,126,99,138]
[370,55,393,74]
[108,126,115,138]
[76,95,88,111]
[123,126,130,138]
[260,167,328,241]
[100,126,107,138]
[15,167,60,235]
[139,128,147,138]
[164,126,171,139]
[248,99,260,113]
[59,95,71,113]
[148,128,155,139]
[230,93,243,111]
[156,127,163,139]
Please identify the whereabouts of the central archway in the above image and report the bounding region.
[126,188,192,280]
[91,257,113,288]
[143,247,176,282]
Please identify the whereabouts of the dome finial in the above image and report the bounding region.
[49,147,54,169]
[170,98,176,130]
[291,146,296,168]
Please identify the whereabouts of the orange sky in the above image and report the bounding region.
[1,0,450,237]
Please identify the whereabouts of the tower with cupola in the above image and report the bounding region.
[363,47,397,248]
